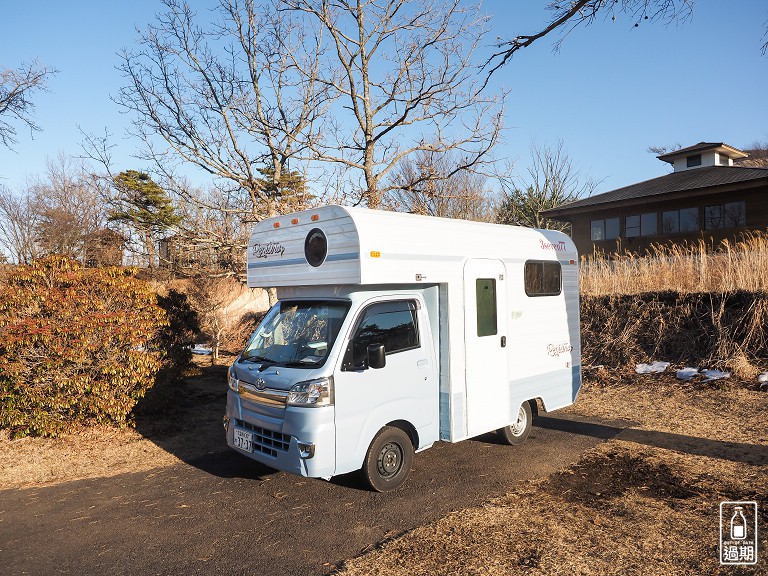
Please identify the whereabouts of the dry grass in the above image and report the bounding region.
[336,374,768,576]
[580,291,768,378]
[338,446,763,576]
[581,231,768,295]
[579,232,768,379]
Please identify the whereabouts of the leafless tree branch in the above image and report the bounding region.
[484,0,694,84]
[285,0,506,207]
[0,60,57,149]
[116,0,334,219]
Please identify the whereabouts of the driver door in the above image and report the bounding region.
[332,298,435,474]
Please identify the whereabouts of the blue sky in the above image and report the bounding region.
[1,1,767,196]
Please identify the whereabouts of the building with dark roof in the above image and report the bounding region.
[541,142,768,256]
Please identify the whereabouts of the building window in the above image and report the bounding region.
[705,201,746,230]
[719,153,730,166]
[475,279,497,337]
[626,213,657,238]
[687,154,702,168]
[524,261,562,297]
[662,208,699,234]
[590,218,620,241]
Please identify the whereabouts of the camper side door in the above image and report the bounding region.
[332,297,438,476]
[464,259,510,437]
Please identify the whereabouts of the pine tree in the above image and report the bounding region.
[109,170,181,268]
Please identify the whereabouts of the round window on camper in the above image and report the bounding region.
[304,228,327,267]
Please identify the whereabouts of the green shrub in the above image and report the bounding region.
[0,256,168,438]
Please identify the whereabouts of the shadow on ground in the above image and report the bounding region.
[132,359,288,482]
[536,415,768,466]
[132,359,381,490]
[131,358,765,493]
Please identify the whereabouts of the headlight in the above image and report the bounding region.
[228,370,239,392]
[287,377,333,407]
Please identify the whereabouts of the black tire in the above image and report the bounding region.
[498,401,533,446]
[362,426,414,492]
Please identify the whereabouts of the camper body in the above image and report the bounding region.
[225,205,581,490]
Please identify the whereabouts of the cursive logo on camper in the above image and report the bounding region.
[547,342,573,357]
[252,241,285,259]
[539,239,566,252]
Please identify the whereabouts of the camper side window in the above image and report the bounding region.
[524,261,562,297]
[346,300,420,368]
[475,279,497,337]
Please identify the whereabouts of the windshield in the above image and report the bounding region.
[241,300,351,368]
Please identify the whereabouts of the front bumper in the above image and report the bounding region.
[225,389,336,479]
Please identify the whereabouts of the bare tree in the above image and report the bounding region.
[28,155,108,262]
[0,185,42,264]
[117,0,333,219]
[162,182,254,277]
[496,141,597,232]
[0,61,57,149]
[185,275,267,362]
[647,143,682,156]
[286,0,505,208]
[385,150,496,221]
[0,156,111,264]
[737,140,768,168]
[485,1,694,79]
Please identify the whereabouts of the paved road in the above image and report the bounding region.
[0,416,607,576]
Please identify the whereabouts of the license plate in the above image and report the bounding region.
[233,427,253,453]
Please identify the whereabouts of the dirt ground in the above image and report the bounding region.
[335,370,768,575]
[1,362,766,574]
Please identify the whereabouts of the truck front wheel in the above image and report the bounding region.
[362,426,414,492]
[498,401,533,446]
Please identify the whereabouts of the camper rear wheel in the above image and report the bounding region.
[362,426,414,492]
[499,401,533,446]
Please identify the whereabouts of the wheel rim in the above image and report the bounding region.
[377,441,403,477]
[510,406,527,436]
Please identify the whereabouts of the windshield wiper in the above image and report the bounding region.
[283,359,321,368]
[241,354,276,364]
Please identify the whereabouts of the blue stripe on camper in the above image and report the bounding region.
[247,252,359,269]
[326,252,360,262]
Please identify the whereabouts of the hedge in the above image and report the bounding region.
[0,256,168,438]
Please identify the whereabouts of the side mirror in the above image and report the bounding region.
[367,344,386,369]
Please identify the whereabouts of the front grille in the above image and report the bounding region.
[236,419,291,457]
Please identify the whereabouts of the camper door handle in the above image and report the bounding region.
[500,336,506,348]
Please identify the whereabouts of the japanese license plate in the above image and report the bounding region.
[233,427,253,453]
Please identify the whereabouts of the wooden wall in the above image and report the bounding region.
[568,183,768,258]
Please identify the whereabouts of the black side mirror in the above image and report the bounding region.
[367,344,386,369]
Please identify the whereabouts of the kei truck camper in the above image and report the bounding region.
[224,205,581,491]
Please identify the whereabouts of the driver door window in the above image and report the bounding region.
[343,300,420,369]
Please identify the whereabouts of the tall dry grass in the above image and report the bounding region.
[580,231,768,295]
[579,231,768,376]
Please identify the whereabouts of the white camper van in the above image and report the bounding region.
[224,205,581,491]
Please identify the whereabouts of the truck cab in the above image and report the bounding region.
[226,287,440,490]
